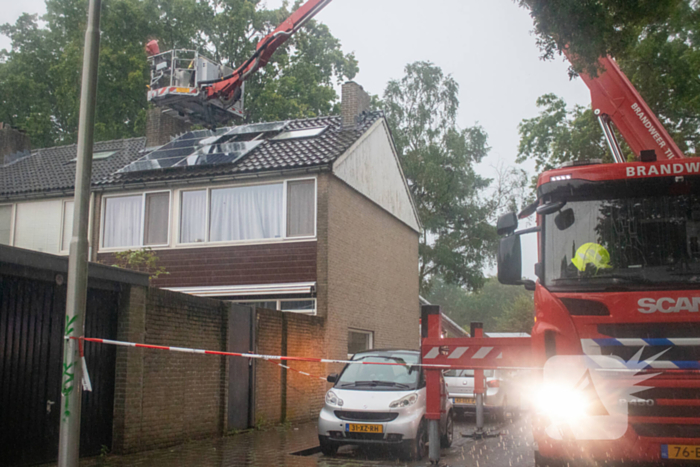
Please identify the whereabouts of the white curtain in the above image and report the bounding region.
[287,180,315,237]
[180,190,206,243]
[210,184,283,242]
[103,196,142,248]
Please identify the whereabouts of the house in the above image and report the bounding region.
[0,82,421,361]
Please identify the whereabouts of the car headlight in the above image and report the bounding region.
[389,393,419,408]
[325,390,344,407]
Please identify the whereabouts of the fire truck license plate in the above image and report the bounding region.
[662,445,700,460]
[346,424,383,433]
[455,397,475,404]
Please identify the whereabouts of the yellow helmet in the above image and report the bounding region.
[572,243,612,272]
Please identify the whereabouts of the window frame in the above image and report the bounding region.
[230,298,317,316]
[59,200,75,254]
[176,177,317,247]
[100,190,171,251]
[0,203,16,247]
[348,328,374,358]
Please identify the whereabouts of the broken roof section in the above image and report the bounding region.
[104,111,381,187]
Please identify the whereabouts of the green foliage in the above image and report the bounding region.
[516,94,613,181]
[383,61,496,294]
[112,248,168,282]
[495,294,534,334]
[0,0,357,148]
[515,0,700,156]
[425,277,534,333]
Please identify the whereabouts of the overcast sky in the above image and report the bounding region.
[1,0,594,280]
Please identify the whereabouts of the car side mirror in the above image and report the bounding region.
[496,212,518,236]
[498,235,522,285]
[554,208,575,231]
[327,373,338,383]
[536,201,566,216]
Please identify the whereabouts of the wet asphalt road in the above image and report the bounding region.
[313,412,535,467]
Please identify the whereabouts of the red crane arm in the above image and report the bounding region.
[204,0,334,103]
[576,56,685,161]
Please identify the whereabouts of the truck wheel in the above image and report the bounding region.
[440,410,454,448]
[318,435,338,456]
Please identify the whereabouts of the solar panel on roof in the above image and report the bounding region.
[118,121,288,173]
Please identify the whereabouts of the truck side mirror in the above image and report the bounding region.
[498,235,522,285]
[327,373,338,383]
[497,212,518,236]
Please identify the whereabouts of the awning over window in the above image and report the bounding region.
[163,282,316,298]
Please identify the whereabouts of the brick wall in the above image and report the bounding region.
[145,107,191,147]
[323,174,420,371]
[341,82,371,130]
[0,123,31,163]
[112,286,228,454]
[253,308,330,425]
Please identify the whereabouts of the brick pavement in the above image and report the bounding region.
[45,415,534,467]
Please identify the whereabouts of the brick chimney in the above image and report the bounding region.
[341,81,371,130]
[146,107,192,147]
[0,123,31,165]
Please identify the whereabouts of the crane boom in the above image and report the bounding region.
[204,0,334,104]
[575,56,685,161]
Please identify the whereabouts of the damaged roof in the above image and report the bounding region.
[0,111,382,198]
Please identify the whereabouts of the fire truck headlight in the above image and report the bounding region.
[534,384,587,422]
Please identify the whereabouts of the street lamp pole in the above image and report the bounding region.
[57,0,102,465]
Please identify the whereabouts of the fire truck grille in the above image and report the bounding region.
[593,323,700,365]
[632,424,700,439]
[587,324,700,432]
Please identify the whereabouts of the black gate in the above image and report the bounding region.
[0,274,120,466]
[227,304,254,431]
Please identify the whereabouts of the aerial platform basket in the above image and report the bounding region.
[147,49,244,126]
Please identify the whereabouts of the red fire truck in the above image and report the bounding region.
[145,0,700,463]
[495,56,700,465]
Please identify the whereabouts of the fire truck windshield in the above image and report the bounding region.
[543,179,700,290]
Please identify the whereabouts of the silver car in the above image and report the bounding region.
[318,349,453,460]
[444,369,521,421]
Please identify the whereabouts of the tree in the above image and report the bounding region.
[425,277,533,332]
[516,93,613,178]
[495,294,534,334]
[383,61,496,294]
[515,0,700,156]
[0,0,358,148]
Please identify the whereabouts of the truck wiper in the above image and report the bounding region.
[554,274,652,284]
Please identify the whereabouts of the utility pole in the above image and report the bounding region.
[58,0,102,465]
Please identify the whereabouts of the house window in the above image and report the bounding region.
[61,201,74,251]
[14,200,63,253]
[179,179,315,245]
[0,205,13,245]
[287,180,315,237]
[210,184,283,242]
[180,190,206,243]
[348,329,374,357]
[232,299,317,315]
[102,192,170,248]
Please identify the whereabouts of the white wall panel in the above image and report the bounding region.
[14,200,63,253]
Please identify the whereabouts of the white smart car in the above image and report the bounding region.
[318,349,453,460]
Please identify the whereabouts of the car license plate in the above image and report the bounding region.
[346,423,383,433]
[662,445,700,460]
[455,397,475,404]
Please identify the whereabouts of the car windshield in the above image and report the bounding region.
[444,369,494,377]
[544,179,700,290]
[336,352,420,391]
